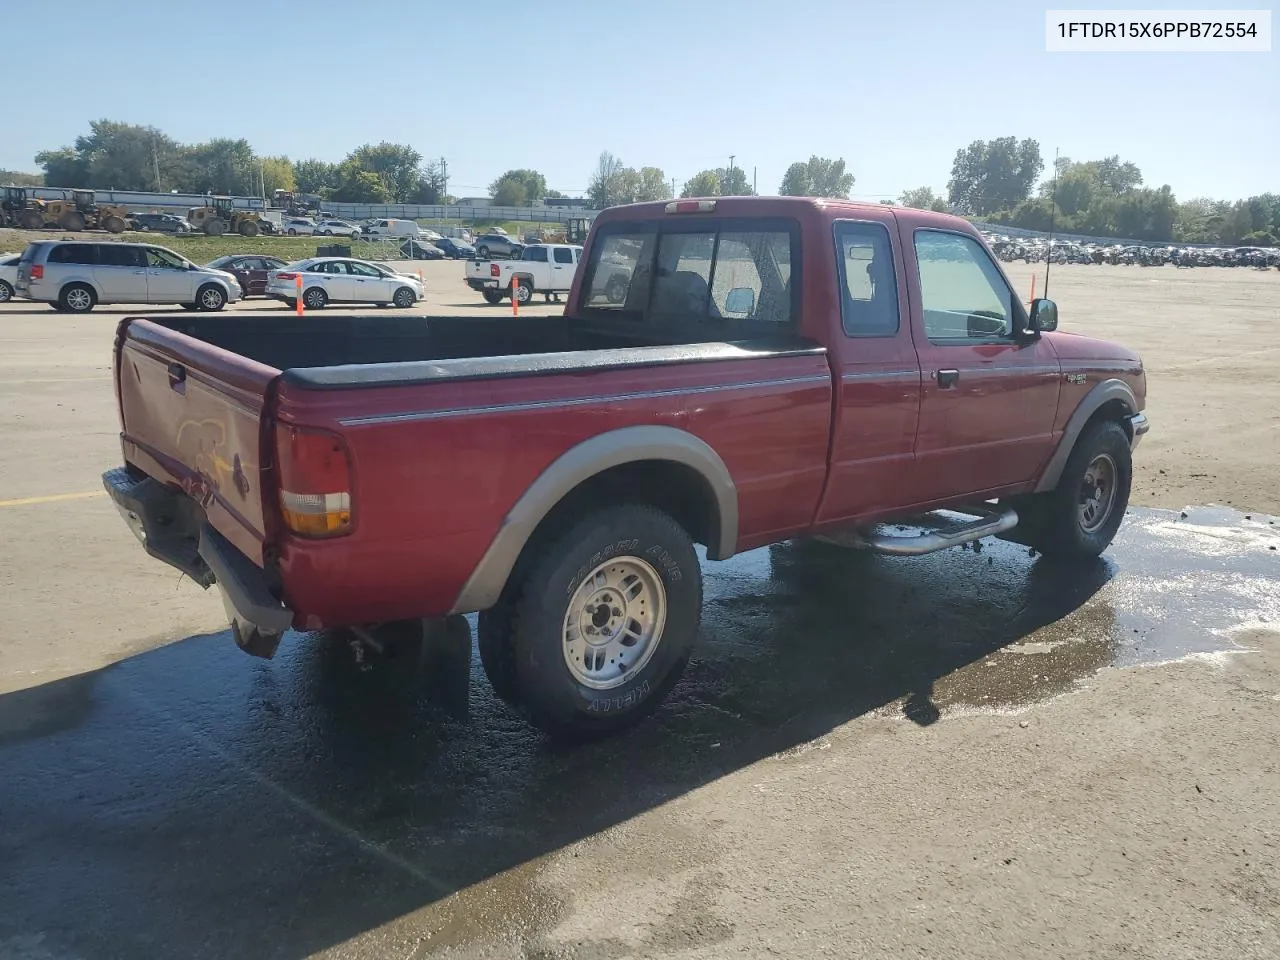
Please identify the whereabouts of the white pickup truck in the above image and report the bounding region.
[464,243,584,305]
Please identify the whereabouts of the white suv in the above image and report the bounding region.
[15,240,243,313]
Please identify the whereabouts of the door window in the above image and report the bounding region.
[98,245,147,268]
[553,247,574,264]
[524,247,548,262]
[146,247,187,269]
[346,261,381,277]
[834,221,899,337]
[914,230,1014,341]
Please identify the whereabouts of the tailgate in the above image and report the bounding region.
[465,260,495,280]
[115,319,281,565]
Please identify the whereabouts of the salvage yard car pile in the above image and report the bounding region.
[985,233,1280,268]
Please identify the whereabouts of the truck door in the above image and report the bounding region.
[906,228,1061,503]
[815,218,923,522]
[551,246,575,290]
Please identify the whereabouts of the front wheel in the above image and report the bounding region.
[477,503,702,739]
[392,286,416,308]
[1015,420,1132,560]
[195,284,227,312]
[514,279,532,304]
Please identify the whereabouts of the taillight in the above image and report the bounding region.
[489,263,500,277]
[274,424,353,538]
[274,272,297,281]
[30,265,44,280]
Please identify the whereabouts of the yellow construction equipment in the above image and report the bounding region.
[187,196,262,236]
[3,187,49,230]
[38,189,129,233]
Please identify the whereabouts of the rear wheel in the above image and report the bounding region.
[482,290,504,305]
[287,229,297,236]
[477,245,490,258]
[103,215,126,234]
[59,283,96,313]
[19,211,44,230]
[205,219,227,236]
[59,212,86,232]
[392,286,416,308]
[239,220,260,237]
[477,503,701,739]
[0,280,12,303]
[302,286,327,310]
[1014,420,1132,560]
[195,284,227,312]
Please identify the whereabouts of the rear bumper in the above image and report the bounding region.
[102,467,294,651]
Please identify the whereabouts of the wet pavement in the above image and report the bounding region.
[0,504,1277,959]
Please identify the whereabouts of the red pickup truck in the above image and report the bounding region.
[103,196,1148,738]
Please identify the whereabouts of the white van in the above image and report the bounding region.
[364,218,423,240]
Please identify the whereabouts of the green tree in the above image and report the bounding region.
[489,168,547,205]
[587,151,627,208]
[898,186,947,212]
[258,156,294,195]
[293,158,339,195]
[946,137,1043,216]
[490,174,528,206]
[183,138,257,195]
[33,148,89,188]
[680,169,720,197]
[409,159,447,204]
[680,167,755,198]
[778,156,855,198]
[326,160,391,203]
[634,166,670,202]
[346,142,422,201]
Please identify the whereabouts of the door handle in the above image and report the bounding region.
[936,369,959,388]
[134,270,147,275]
[167,363,186,390]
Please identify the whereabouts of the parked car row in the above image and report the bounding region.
[2,239,425,313]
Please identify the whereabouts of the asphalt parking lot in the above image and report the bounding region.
[1,261,1278,960]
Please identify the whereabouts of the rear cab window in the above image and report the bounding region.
[834,221,899,337]
[578,217,799,334]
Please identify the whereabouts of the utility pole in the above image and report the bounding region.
[671,177,677,197]
[440,156,448,206]
[728,154,735,171]
[753,166,757,194]
[152,137,161,192]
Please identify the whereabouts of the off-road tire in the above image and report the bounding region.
[1015,420,1132,560]
[477,503,702,739]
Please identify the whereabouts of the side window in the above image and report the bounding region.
[583,230,655,310]
[553,247,574,264]
[49,243,97,265]
[914,230,1014,340]
[146,248,186,269]
[835,221,899,337]
[306,262,328,273]
[709,231,792,323]
[525,247,548,263]
[98,245,147,268]
[347,261,380,277]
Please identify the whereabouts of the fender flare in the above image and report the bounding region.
[449,425,739,614]
[1034,378,1137,493]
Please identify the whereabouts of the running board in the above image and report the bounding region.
[832,506,1020,557]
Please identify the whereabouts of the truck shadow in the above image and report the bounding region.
[0,530,1162,959]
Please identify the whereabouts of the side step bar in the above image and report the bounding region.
[837,506,1019,557]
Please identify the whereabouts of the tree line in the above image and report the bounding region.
[15,120,1278,245]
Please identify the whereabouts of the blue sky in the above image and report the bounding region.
[1,0,1274,201]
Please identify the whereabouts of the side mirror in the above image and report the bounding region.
[724,287,756,316]
[1028,297,1058,333]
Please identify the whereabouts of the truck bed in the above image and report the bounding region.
[142,313,821,386]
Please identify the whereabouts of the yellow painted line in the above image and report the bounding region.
[0,490,106,508]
